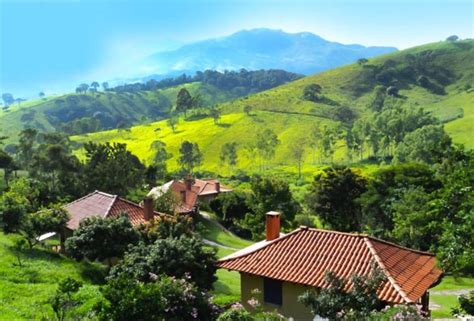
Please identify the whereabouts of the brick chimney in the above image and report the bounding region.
[185,175,193,191]
[143,197,154,221]
[215,180,220,193]
[266,211,280,241]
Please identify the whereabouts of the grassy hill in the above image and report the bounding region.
[70,40,474,175]
[0,82,244,146]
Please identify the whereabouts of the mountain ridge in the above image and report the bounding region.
[144,28,397,76]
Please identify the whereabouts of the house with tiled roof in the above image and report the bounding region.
[64,190,162,231]
[148,177,232,214]
[217,212,443,321]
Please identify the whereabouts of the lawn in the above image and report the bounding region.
[0,231,105,320]
[430,276,474,319]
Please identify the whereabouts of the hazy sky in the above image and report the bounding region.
[1,0,472,97]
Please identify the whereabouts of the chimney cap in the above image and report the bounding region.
[266,211,280,216]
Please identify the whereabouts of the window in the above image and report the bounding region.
[263,278,282,306]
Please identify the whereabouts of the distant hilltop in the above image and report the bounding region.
[144,28,397,76]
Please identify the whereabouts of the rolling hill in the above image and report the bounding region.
[70,40,473,176]
[0,69,300,146]
[144,28,397,76]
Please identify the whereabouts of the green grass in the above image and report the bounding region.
[430,276,474,319]
[197,215,253,249]
[69,40,474,177]
[0,231,105,320]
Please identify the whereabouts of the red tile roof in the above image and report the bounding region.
[217,227,442,304]
[148,178,232,214]
[64,191,163,230]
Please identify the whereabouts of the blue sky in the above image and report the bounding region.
[0,0,472,97]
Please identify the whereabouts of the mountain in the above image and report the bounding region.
[144,28,397,76]
[71,40,474,175]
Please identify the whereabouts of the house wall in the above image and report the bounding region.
[241,273,315,321]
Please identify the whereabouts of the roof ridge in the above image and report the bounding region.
[307,227,369,238]
[218,228,303,262]
[115,196,170,217]
[63,190,113,207]
[366,236,436,256]
[104,195,119,218]
[364,237,412,303]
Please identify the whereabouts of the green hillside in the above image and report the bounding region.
[0,82,240,146]
[70,40,473,174]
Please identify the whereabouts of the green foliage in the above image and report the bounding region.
[209,191,251,223]
[83,141,145,195]
[242,176,299,239]
[255,128,280,170]
[65,215,140,264]
[220,142,238,169]
[307,166,367,232]
[150,140,171,180]
[0,189,29,233]
[21,205,69,249]
[452,290,474,316]
[178,140,203,173]
[394,125,452,164]
[96,274,217,321]
[50,277,83,321]
[153,187,181,215]
[138,214,194,244]
[303,83,322,102]
[217,306,253,321]
[299,263,386,321]
[109,235,217,290]
[359,163,441,238]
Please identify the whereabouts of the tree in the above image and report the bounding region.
[299,264,386,321]
[386,86,399,97]
[96,274,217,321]
[178,141,203,173]
[167,113,179,133]
[108,235,217,290]
[17,128,38,169]
[306,167,367,232]
[255,128,280,170]
[65,215,140,265]
[0,150,14,186]
[11,238,27,267]
[76,83,89,94]
[243,105,252,116]
[0,188,29,232]
[83,142,145,195]
[21,205,69,249]
[50,278,83,321]
[150,140,171,180]
[309,125,322,164]
[357,58,368,66]
[176,88,193,117]
[452,291,474,317]
[358,163,441,239]
[2,93,14,106]
[153,188,181,215]
[303,84,322,102]
[242,176,299,239]
[220,142,238,170]
[210,107,221,124]
[446,35,459,42]
[138,214,194,244]
[210,191,251,223]
[101,82,109,90]
[290,138,306,179]
[90,81,100,92]
[38,92,45,99]
[394,125,452,164]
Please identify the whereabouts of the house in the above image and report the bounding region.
[148,177,232,214]
[217,212,443,321]
[64,190,161,233]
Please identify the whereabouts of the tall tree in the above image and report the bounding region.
[290,138,306,179]
[2,93,14,106]
[255,128,280,170]
[83,142,145,195]
[176,88,193,117]
[150,140,171,180]
[101,82,109,90]
[178,141,203,173]
[306,166,367,232]
[220,142,238,170]
[90,81,100,92]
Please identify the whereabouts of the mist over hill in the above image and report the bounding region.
[144,28,397,77]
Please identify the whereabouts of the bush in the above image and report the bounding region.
[217,305,253,321]
[96,274,218,321]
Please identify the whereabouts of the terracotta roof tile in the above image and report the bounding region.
[64,191,163,229]
[217,228,442,304]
